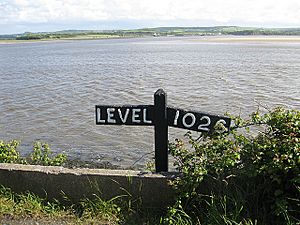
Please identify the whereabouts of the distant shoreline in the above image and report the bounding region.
[1,35,300,45]
[1,26,300,43]
[189,35,300,43]
[0,35,130,44]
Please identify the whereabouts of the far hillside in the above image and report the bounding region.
[1,26,300,40]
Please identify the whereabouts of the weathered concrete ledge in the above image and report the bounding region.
[0,163,178,208]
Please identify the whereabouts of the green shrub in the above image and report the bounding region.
[163,107,300,225]
[0,140,23,164]
[29,142,66,166]
[0,140,66,166]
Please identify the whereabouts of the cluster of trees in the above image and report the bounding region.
[15,32,76,40]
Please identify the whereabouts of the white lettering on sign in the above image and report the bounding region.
[132,108,141,123]
[107,108,116,123]
[216,119,226,126]
[171,110,214,132]
[173,110,180,126]
[97,107,105,123]
[198,116,211,131]
[215,119,228,131]
[96,107,153,124]
[182,112,196,128]
[118,108,129,123]
[143,108,152,124]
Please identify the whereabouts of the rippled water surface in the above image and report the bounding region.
[0,37,299,168]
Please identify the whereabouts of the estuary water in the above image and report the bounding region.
[0,36,299,168]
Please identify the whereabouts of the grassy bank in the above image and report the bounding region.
[0,185,115,224]
[0,185,161,224]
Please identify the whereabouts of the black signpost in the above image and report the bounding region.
[154,89,168,172]
[95,89,231,172]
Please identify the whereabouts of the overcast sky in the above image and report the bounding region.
[0,0,300,34]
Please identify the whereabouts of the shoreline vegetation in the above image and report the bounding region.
[1,26,300,44]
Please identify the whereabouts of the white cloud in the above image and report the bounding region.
[0,0,299,33]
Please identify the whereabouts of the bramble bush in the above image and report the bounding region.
[163,107,300,225]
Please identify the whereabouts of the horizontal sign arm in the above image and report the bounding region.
[96,105,231,132]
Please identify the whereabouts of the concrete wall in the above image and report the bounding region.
[0,163,178,208]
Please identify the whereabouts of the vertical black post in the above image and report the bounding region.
[154,89,168,172]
